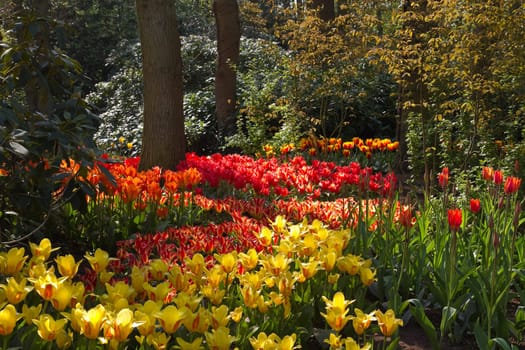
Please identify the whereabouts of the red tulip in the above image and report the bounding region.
[448,208,462,232]
[504,176,521,194]
[399,205,415,228]
[482,167,494,182]
[438,167,449,188]
[493,170,504,185]
[469,199,481,213]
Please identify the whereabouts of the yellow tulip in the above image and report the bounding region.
[29,238,58,261]
[321,249,338,272]
[147,332,171,350]
[99,270,114,284]
[325,332,343,348]
[0,304,18,335]
[1,247,27,275]
[200,285,225,305]
[250,332,297,350]
[135,300,162,336]
[238,248,259,271]
[359,267,376,287]
[168,265,190,292]
[84,248,111,273]
[344,337,371,350]
[81,304,107,339]
[351,308,376,335]
[70,281,85,307]
[2,277,33,304]
[278,272,296,297]
[105,280,136,304]
[56,329,73,349]
[55,254,81,278]
[64,303,84,333]
[258,226,273,246]
[269,291,284,306]
[328,273,340,285]
[131,266,147,293]
[143,281,171,303]
[337,254,363,276]
[375,309,403,337]
[175,337,204,350]
[215,252,237,274]
[31,269,68,301]
[240,270,264,290]
[173,291,202,312]
[323,292,353,312]
[148,259,169,281]
[322,307,352,332]
[155,305,188,334]
[257,295,271,314]
[321,292,354,332]
[250,332,274,349]
[272,215,287,233]
[22,304,42,325]
[28,261,47,279]
[211,305,230,329]
[182,308,210,333]
[300,259,319,280]
[204,326,237,350]
[103,308,136,342]
[240,285,259,309]
[300,233,318,256]
[276,240,295,258]
[205,265,226,289]
[51,281,73,311]
[261,253,290,276]
[33,314,68,341]
[278,333,298,350]
[185,253,206,277]
[230,306,243,323]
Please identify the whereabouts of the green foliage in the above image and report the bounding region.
[0,12,99,243]
[278,3,397,141]
[377,0,525,188]
[87,40,143,157]
[88,35,219,156]
[176,0,214,37]
[227,38,307,154]
[52,0,138,87]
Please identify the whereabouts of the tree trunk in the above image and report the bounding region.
[136,0,186,170]
[24,0,52,115]
[312,0,334,21]
[213,0,241,140]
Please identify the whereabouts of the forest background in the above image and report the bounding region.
[1,0,525,244]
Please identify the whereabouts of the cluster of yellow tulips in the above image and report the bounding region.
[0,216,402,349]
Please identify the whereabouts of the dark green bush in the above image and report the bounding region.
[0,13,99,245]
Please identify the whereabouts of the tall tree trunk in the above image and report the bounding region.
[25,0,52,115]
[312,0,334,21]
[136,0,186,170]
[213,0,241,140]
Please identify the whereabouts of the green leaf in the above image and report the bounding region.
[491,338,513,350]
[440,306,457,338]
[407,299,439,350]
[474,322,489,350]
[8,141,29,157]
[386,337,400,350]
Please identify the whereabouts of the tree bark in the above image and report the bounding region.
[213,0,241,140]
[24,0,52,115]
[136,0,186,170]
